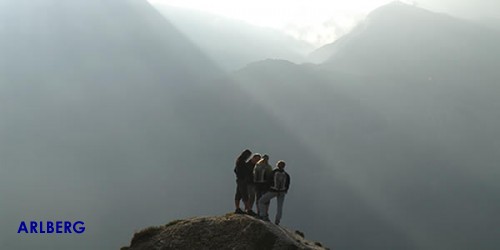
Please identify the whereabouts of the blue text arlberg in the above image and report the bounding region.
[18,221,85,234]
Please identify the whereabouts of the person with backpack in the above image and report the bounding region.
[258,160,291,225]
[234,149,252,214]
[253,154,273,214]
[245,153,261,216]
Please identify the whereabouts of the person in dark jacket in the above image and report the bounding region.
[234,149,252,214]
[253,154,273,214]
[258,160,291,225]
[245,153,261,216]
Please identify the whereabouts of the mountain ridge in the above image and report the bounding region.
[308,1,500,69]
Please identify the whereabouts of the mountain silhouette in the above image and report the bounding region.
[310,1,500,76]
[232,2,500,249]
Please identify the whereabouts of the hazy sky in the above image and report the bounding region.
[149,0,393,46]
[149,0,500,46]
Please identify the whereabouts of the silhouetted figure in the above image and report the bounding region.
[253,154,273,214]
[234,149,252,214]
[258,160,291,225]
[245,153,261,216]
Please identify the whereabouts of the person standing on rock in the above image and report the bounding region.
[253,154,273,215]
[245,153,261,216]
[234,149,252,214]
[258,160,291,225]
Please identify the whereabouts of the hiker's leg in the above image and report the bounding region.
[247,184,256,211]
[275,193,286,225]
[241,188,250,210]
[262,185,271,214]
[255,184,263,213]
[258,186,269,214]
[237,180,249,211]
[258,192,276,218]
[235,182,242,209]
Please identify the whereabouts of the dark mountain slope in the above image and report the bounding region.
[311,1,500,77]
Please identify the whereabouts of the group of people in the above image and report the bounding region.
[234,149,291,225]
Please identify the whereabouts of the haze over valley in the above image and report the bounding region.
[1,1,499,249]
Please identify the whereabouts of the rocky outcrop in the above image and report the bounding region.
[121,214,328,250]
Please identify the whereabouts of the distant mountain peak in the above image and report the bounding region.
[308,0,500,67]
[371,1,423,12]
[366,1,441,23]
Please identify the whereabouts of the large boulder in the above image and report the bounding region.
[122,214,329,250]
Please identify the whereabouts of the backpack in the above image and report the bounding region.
[253,163,267,183]
[272,171,288,191]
